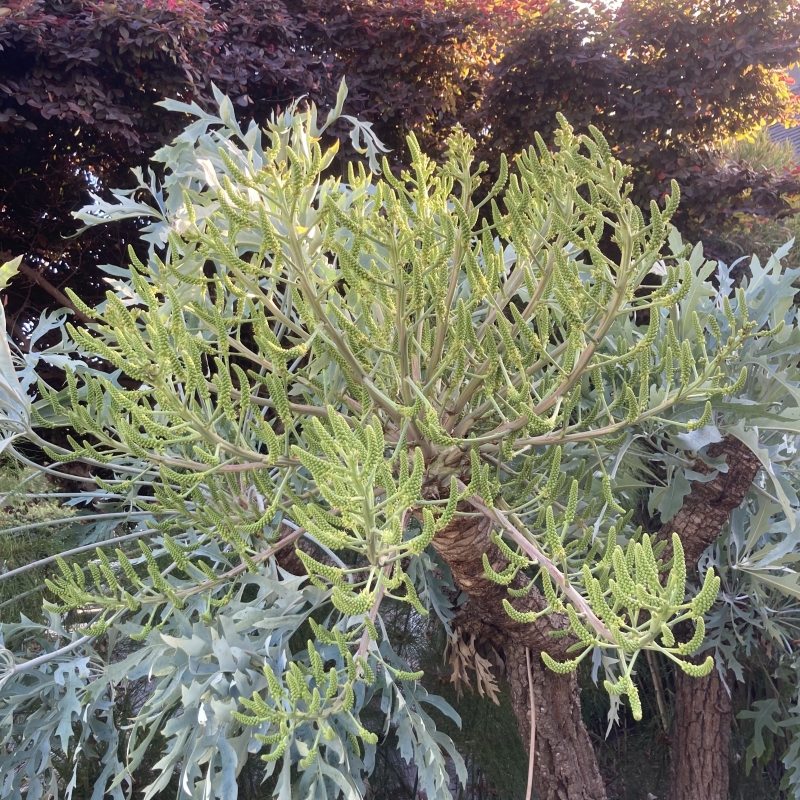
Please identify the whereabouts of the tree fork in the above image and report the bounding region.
[432,509,608,800]
[431,434,760,799]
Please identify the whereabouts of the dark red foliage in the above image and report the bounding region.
[0,0,484,341]
[0,0,314,342]
[0,0,315,146]
[296,0,487,155]
[477,0,800,244]
[0,0,798,342]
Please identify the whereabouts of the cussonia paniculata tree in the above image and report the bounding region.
[0,86,794,799]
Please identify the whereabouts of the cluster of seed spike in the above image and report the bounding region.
[288,408,466,616]
[534,532,719,720]
[42,534,244,639]
[28,81,783,750]
[232,631,381,768]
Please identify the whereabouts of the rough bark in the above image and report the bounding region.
[433,511,608,800]
[505,642,608,800]
[432,509,574,657]
[662,436,760,800]
[671,666,732,800]
[658,436,761,564]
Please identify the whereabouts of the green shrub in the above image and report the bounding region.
[721,128,797,174]
[0,461,77,621]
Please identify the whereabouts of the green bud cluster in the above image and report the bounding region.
[536,531,721,711]
[603,675,643,721]
[541,651,580,674]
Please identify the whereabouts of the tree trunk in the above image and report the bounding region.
[662,436,759,800]
[433,511,607,800]
[505,642,608,800]
[671,667,732,800]
[657,436,761,565]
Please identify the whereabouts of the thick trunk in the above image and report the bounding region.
[505,642,608,800]
[662,436,759,800]
[433,512,607,800]
[671,667,732,800]
[658,436,760,564]
[282,434,758,798]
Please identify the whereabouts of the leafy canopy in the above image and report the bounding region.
[2,0,799,341]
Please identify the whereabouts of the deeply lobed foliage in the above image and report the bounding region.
[0,89,798,799]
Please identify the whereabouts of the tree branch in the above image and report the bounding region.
[17,261,91,323]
